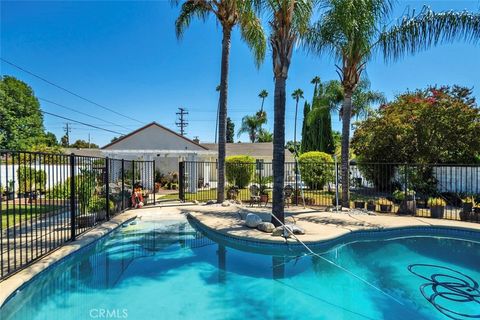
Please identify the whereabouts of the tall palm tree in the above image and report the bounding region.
[306,1,480,208]
[215,85,221,143]
[310,76,321,94]
[258,89,268,112]
[238,114,264,142]
[291,88,304,155]
[263,0,314,226]
[174,0,266,203]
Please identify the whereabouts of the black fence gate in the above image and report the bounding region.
[0,150,155,280]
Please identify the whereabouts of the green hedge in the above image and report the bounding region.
[298,152,334,189]
[225,155,255,188]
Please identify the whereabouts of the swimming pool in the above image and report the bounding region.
[1,216,479,320]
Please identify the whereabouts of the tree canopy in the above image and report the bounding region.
[0,75,50,150]
[351,85,480,164]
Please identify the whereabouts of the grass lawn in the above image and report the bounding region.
[0,204,63,229]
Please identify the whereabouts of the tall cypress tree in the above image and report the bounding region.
[300,101,310,152]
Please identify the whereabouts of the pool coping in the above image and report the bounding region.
[0,210,138,308]
[186,211,480,255]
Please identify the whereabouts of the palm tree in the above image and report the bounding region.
[257,128,273,142]
[263,0,314,226]
[215,85,221,143]
[291,88,304,156]
[306,1,480,208]
[174,0,266,203]
[258,89,268,112]
[310,76,321,94]
[238,115,264,142]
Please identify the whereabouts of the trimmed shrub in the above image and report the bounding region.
[225,155,255,188]
[298,152,334,189]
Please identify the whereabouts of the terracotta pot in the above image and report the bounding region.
[260,194,269,203]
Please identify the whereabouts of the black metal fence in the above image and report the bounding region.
[179,161,480,223]
[0,150,155,280]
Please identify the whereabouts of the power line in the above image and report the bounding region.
[175,107,188,136]
[1,58,144,124]
[39,97,132,131]
[41,110,125,135]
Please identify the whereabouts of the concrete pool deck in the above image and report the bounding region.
[184,204,480,245]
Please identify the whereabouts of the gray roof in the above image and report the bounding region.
[64,148,103,158]
[201,142,295,162]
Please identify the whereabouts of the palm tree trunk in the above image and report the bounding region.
[217,27,231,203]
[341,89,353,208]
[261,97,265,112]
[272,76,286,226]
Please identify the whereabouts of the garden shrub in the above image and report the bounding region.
[225,155,255,188]
[17,167,46,193]
[298,152,334,189]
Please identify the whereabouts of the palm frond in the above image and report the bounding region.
[380,6,480,61]
[174,0,211,39]
[239,3,267,68]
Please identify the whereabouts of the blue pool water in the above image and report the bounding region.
[1,217,479,320]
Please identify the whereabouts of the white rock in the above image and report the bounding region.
[285,224,305,235]
[193,200,199,205]
[245,213,263,228]
[272,226,290,237]
[206,200,215,205]
[257,222,275,233]
[221,201,230,207]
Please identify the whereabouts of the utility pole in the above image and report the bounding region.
[176,107,189,136]
[63,123,71,146]
[88,133,91,148]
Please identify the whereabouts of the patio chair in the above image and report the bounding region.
[284,185,294,208]
[249,185,261,207]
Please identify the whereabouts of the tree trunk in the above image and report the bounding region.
[341,89,353,208]
[272,76,286,226]
[217,28,231,203]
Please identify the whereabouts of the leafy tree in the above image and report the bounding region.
[298,151,334,189]
[0,75,46,150]
[286,140,301,154]
[352,86,480,189]
[225,155,255,188]
[257,128,273,142]
[306,1,480,207]
[70,139,99,149]
[42,132,58,147]
[264,0,314,225]
[226,117,235,143]
[300,101,311,152]
[60,134,69,147]
[174,0,266,203]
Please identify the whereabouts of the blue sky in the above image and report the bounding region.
[1,1,479,147]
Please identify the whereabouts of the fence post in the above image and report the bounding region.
[404,163,408,200]
[153,160,156,205]
[294,161,298,206]
[105,157,110,221]
[179,161,185,202]
[121,159,125,211]
[132,160,135,188]
[70,153,76,241]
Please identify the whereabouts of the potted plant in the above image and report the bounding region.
[87,197,115,222]
[395,189,416,215]
[472,204,480,221]
[259,185,269,203]
[428,197,447,219]
[377,198,393,213]
[366,200,376,211]
[461,197,474,221]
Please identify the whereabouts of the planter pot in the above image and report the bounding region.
[354,201,365,209]
[367,203,376,211]
[398,200,416,215]
[430,206,445,219]
[77,214,96,228]
[96,210,107,221]
[379,204,392,213]
[460,203,473,221]
[6,192,15,200]
[474,207,480,218]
